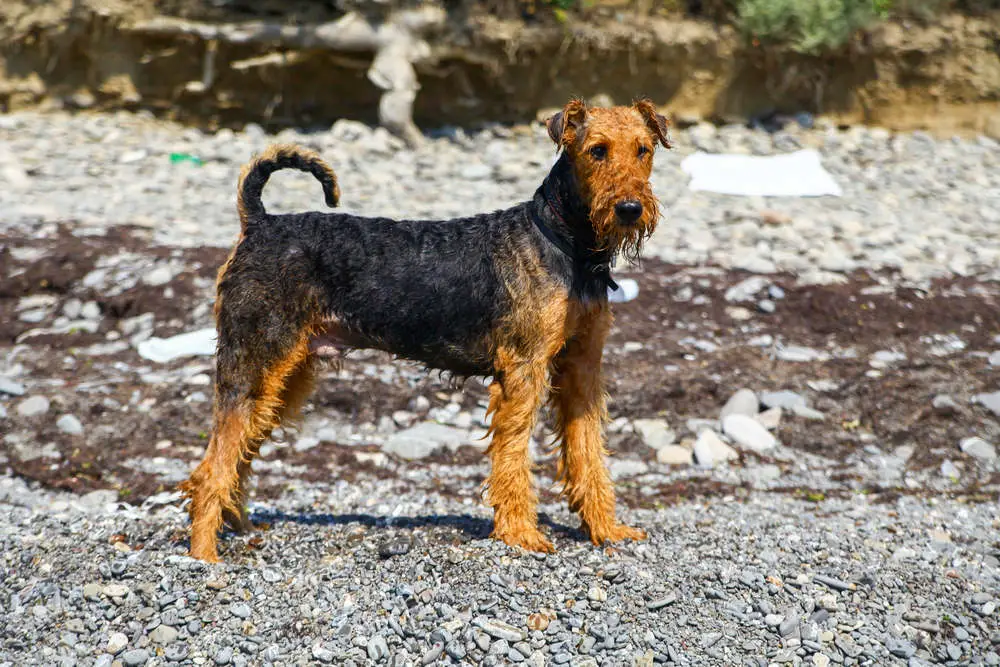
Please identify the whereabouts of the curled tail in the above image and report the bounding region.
[237,143,340,231]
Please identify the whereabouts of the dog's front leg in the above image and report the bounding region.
[551,308,646,546]
[485,356,554,553]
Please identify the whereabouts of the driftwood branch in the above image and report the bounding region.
[129,7,446,146]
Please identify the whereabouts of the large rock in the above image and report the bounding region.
[382,422,474,460]
[960,436,996,462]
[0,376,26,396]
[973,391,1000,418]
[16,395,50,418]
[692,430,738,467]
[657,445,694,466]
[720,388,759,419]
[633,418,676,451]
[722,414,778,452]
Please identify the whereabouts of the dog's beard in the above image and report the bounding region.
[590,192,659,264]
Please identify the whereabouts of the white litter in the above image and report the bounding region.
[608,278,639,303]
[136,328,217,363]
[680,149,842,198]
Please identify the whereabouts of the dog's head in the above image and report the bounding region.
[547,98,670,261]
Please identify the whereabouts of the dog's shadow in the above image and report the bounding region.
[248,508,585,542]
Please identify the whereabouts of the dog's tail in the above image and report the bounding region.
[237,143,340,231]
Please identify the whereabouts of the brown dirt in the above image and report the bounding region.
[2,228,999,511]
[0,1,998,136]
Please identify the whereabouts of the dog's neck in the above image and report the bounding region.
[531,153,617,293]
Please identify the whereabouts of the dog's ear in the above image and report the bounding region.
[633,98,671,149]
[547,98,588,149]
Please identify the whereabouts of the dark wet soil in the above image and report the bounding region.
[2,227,999,507]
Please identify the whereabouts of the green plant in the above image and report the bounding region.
[736,0,882,53]
[882,0,952,18]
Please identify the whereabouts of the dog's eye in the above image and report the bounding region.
[637,145,650,158]
[589,145,607,160]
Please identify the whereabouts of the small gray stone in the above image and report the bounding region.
[230,602,252,619]
[122,649,150,666]
[16,395,50,417]
[940,459,961,480]
[103,583,129,598]
[932,394,960,415]
[775,345,828,363]
[143,265,175,287]
[165,644,188,662]
[757,299,776,314]
[725,276,769,302]
[80,301,101,320]
[587,586,607,602]
[474,617,526,642]
[311,644,335,663]
[886,637,916,658]
[378,535,413,559]
[989,351,1000,366]
[461,164,493,180]
[392,409,416,427]
[214,646,233,665]
[422,643,445,664]
[367,635,389,661]
[56,414,84,435]
[647,594,678,610]
[107,632,128,654]
[779,615,799,638]
[759,390,808,410]
[149,625,178,645]
[608,458,649,479]
[445,640,467,661]
[261,566,282,583]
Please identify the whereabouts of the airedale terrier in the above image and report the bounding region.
[180,98,671,562]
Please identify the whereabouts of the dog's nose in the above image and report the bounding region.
[614,200,643,224]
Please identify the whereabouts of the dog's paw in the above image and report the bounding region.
[589,522,647,545]
[493,527,555,554]
[222,510,254,534]
[189,546,222,563]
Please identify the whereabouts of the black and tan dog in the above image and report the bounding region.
[180,98,671,562]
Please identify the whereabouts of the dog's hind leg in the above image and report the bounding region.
[225,355,317,534]
[181,310,315,562]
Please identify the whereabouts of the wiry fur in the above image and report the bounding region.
[180,98,671,562]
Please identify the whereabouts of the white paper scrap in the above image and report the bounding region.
[680,149,842,198]
[136,328,217,363]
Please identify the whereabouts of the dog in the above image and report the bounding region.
[180,97,671,562]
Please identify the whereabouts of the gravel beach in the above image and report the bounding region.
[1,110,999,666]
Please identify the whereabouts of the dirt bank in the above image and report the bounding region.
[1,0,998,135]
